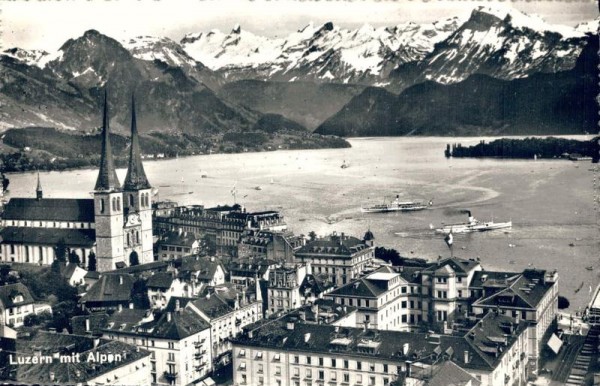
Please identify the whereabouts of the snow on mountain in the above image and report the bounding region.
[180,17,464,84]
[123,35,206,68]
[1,47,63,68]
[391,5,591,86]
[575,19,599,35]
[181,26,283,70]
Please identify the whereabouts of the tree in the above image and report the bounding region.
[558,296,570,310]
[68,250,80,265]
[129,251,140,266]
[87,251,97,272]
[54,238,67,263]
[308,231,317,241]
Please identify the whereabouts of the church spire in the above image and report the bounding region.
[123,94,150,190]
[94,90,121,192]
[36,171,43,200]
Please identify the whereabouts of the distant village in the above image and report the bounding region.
[0,98,596,386]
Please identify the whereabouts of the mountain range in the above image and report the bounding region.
[0,5,597,140]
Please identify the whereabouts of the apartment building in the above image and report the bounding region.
[102,307,212,386]
[231,311,529,386]
[267,263,311,316]
[294,232,374,286]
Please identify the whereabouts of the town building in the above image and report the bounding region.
[0,94,154,271]
[267,263,311,316]
[187,285,263,366]
[0,330,152,385]
[0,283,35,327]
[146,271,189,309]
[231,311,529,386]
[238,229,304,262]
[80,273,136,312]
[228,258,278,289]
[154,204,287,256]
[102,307,212,386]
[157,230,199,260]
[176,255,227,288]
[470,268,558,372]
[324,270,415,331]
[293,232,375,286]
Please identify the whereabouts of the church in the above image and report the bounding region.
[0,93,154,272]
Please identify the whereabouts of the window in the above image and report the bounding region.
[330,371,337,381]
[319,357,324,366]
[357,361,362,370]
[343,360,349,369]
[275,366,281,375]
[343,373,350,383]
[168,342,174,349]
[369,376,376,386]
[356,374,362,384]
[167,352,175,361]
[383,377,390,385]
[100,198,105,213]
[318,370,324,380]
[401,286,407,294]
[273,354,281,362]
[369,363,375,372]
[294,367,300,376]
[331,358,336,368]
[239,349,245,357]
[241,374,247,384]
[306,356,311,365]
[294,355,299,364]
[239,362,246,370]
[306,369,312,378]
[258,364,263,373]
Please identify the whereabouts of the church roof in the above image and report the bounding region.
[94,91,121,192]
[0,227,96,247]
[123,96,151,191]
[2,198,95,222]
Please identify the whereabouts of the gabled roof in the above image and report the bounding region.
[0,227,96,247]
[0,283,34,308]
[299,274,334,297]
[2,198,95,222]
[427,361,481,386]
[0,331,149,383]
[295,235,370,258]
[103,308,151,333]
[80,274,135,305]
[71,312,110,335]
[328,276,389,298]
[179,256,223,281]
[146,272,175,289]
[234,311,526,372]
[191,293,234,319]
[160,231,197,247]
[136,308,210,339]
[422,258,481,276]
[472,269,554,310]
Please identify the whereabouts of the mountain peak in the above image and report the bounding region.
[231,24,241,34]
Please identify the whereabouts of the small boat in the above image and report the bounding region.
[361,195,431,213]
[575,282,584,293]
[586,266,594,271]
[341,160,349,169]
[254,186,262,191]
[435,211,511,234]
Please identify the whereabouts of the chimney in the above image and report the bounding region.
[117,304,123,313]
[49,372,55,381]
[85,318,91,332]
[167,312,172,322]
[304,333,311,343]
[93,338,100,348]
[363,320,369,332]
[129,302,134,309]
[175,299,180,312]
[286,321,295,330]
[403,343,409,356]
[119,276,123,285]
[464,350,470,364]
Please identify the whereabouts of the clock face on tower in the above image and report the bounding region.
[126,213,141,226]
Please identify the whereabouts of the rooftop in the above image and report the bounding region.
[0,282,34,309]
[80,274,135,305]
[0,227,96,247]
[2,198,95,222]
[0,331,150,384]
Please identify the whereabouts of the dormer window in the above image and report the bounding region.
[12,294,24,303]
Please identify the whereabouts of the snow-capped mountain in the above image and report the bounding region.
[390,6,592,87]
[1,47,63,68]
[180,17,463,84]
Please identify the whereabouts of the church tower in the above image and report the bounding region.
[93,91,125,271]
[122,95,153,265]
[35,172,43,200]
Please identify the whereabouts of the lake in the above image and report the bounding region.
[5,136,599,313]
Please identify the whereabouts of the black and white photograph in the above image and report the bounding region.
[0,0,598,385]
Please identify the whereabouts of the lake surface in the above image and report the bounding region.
[5,136,599,313]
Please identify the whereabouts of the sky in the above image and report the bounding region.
[1,0,597,51]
